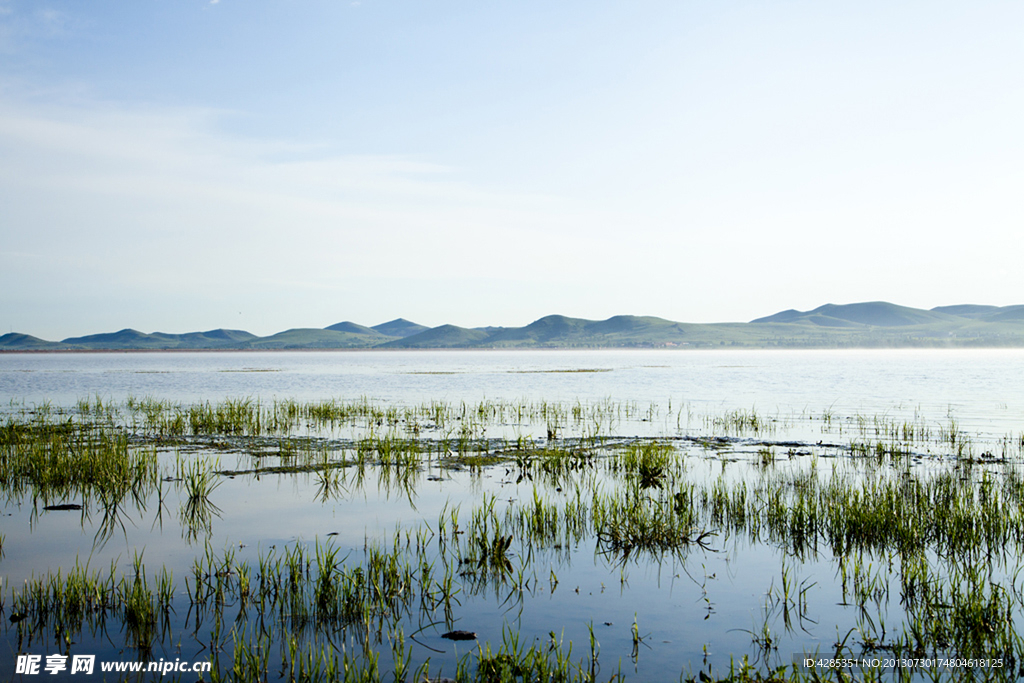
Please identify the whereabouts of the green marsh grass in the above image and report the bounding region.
[616,440,677,489]
[179,454,223,542]
[6,396,1024,681]
[0,413,158,507]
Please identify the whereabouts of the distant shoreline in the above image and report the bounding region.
[5,343,1024,354]
[5,302,1024,351]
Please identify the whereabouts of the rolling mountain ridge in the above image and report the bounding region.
[4,304,1024,351]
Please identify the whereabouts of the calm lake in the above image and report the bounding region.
[4,348,1024,431]
[2,349,1024,681]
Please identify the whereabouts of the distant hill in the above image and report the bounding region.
[380,324,490,348]
[981,306,1024,322]
[324,321,381,336]
[242,328,389,349]
[928,304,1024,321]
[5,302,1024,351]
[0,333,63,350]
[752,302,956,327]
[56,328,258,349]
[930,304,1002,319]
[61,328,156,347]
[451,315,698,348]
[371,318,430,338]
[192,329,258,343]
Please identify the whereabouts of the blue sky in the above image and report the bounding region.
[1,1,1022,338]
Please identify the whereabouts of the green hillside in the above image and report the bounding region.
[324,321,382,336]
[752,302,957,327]
[380,324,490,348]
[371,318,430,338]
[0,333,64,350]
[55,328,258,350]
[462,315,699,348]
[242,328,390,349]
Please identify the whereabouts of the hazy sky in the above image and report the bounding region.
[1,1,1022,339]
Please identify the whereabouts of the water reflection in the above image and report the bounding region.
[4,395,1024,681]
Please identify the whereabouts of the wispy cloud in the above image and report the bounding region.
[0,2,83,53]
[34,8,71,35]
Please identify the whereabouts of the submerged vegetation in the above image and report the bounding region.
[3,396,1024,681]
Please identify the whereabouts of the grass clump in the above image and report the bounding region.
[593,483,711,561]
[617,440,676,489]
[0,413,158,510]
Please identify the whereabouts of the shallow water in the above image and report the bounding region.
[3,348,1024,434]
[2,349,1024,681]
